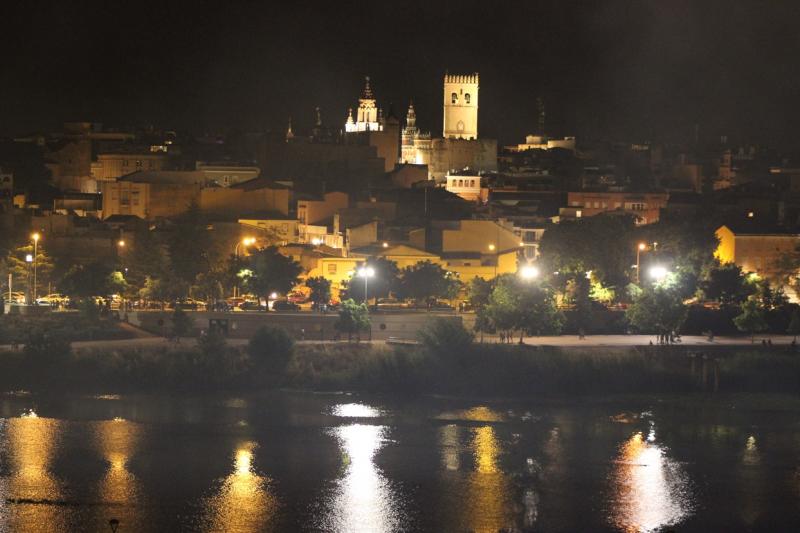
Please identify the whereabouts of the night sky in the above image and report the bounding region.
[3,1,800,145]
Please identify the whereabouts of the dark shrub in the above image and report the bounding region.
[248,325,294,376]
[417,318,473,359]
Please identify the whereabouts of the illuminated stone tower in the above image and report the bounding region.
[443,73,479,140]
[401,101,419,163]
[345,76,382,133]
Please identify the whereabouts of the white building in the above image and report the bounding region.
[345,76,383,133]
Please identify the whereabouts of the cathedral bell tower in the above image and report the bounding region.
[345,76,383,133]
[443,73,479,140]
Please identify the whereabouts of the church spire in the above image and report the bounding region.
[315,106,323,127]
[406,100,417,129]
[362,75,374,99]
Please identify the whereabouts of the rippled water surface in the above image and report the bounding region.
[1,392,800,531]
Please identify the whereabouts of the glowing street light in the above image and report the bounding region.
[357,265,375,305]
[25,254,33,263]
[488,243,496,251]
[30,233,40,304]
[635,242,648,284]
[117,239,126,247]
[649,265,668,281]
[233,237,257,298]
[520,265,539,280]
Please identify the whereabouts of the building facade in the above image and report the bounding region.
[443,73,479,140]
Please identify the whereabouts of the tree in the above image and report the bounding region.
[514,281,564,341]
[59,261,127,299]
[482,279,518,341]
[306,276,332,309]
[625,286,688,338]
[171,307,194,342]
[569,276,596,334]
[539,214,637,291]
[396,261,460,306]
[754,279,788,310]
[733,298,768,342]
[417,318,473,358]
[334,299,370,342]
[247,325,295,375]
[467,277,493,310]
[700,262,754,307]
[125,224,170,295]
[787,308,800,343]
[4,243,54,303]
[166,202,211,286]
[192,270,226,303]
[242,246,302,301]
[343,257,400,303]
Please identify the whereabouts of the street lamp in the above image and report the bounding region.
[634,242,647,284]
[31,233,40,304]
[649,265,668,281]
[520,264,539,280]
[233,237,256,298]
[357,265,375,305]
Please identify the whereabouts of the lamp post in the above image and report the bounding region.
[25,253,33,304]
[520,264,539,281]
[31,233,40,304]
[635,242,646,284]
[649,265,669,282]
[233,237,256,298]
[357,265,375,305]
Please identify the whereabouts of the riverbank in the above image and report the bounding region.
[1,340,798,396]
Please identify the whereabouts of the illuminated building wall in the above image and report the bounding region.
[443,73,479,140]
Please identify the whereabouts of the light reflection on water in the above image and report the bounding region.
[330,402,383,418]
[0,415,67,532]
[607,430,693,533]
[94,418,142,505]
[202,441,277,532]
[4,394,800,531]
[319,423,401,532]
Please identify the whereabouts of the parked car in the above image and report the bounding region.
[273,300,300,311]
[239,300,264,311]
[35,293,69,306]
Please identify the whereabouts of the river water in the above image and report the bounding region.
[1,391,799,532]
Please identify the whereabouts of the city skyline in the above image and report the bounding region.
[3,1,800,146]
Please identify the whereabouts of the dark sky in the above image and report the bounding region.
[4,0,800,145]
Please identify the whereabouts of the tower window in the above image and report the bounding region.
[465,93,471,104]
[451,93,458,104]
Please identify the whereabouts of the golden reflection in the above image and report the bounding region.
[465,425,512,531]
[473,426,499,474]
[437,406,504,423]
[94,419,142,505]
[737,434,764,525]
[322,424,399,532]
[439,424,461,471]
[204,441,277,533]
[743,435,760,465]
[331,403,382,418]
[608,431,692,532]
[2,416,67,532]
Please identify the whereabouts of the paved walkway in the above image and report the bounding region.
[486,334,797,347]
[1,334,795,353]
